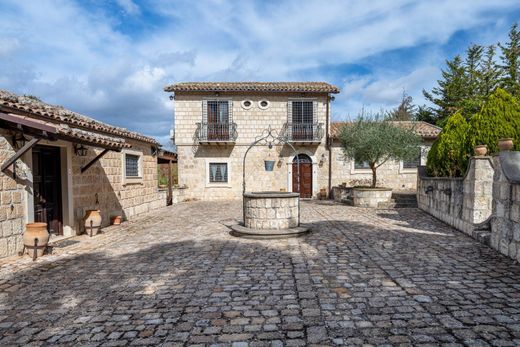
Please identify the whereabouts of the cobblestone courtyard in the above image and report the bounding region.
[1,201,520,346]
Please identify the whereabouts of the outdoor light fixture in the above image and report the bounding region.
[169,94,174,101]
[12,133,28,150]
[215,92,220,97]
[74,143,88,157]
[264,142,275,171]
[319,153,326,166]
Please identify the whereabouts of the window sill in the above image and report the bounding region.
[399,167,418,174]
[205,183,231,188]
[351,169,372,174]
[123,177,144,186]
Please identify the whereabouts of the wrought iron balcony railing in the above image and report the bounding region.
[195,122,238,143]
[282,122,324,143]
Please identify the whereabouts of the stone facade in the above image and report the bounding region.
[0,129,27,258]
[351,188,393,208]
[243,192,299,229]
[0,132,166,259]
[417,156,494,237]
[330,140,433,190]
[174,92,330,200]
[490,155,520,262]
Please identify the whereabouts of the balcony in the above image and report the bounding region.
[195,122,238,145]
[282,122,324,145]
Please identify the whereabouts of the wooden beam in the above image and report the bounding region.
[1,137,40,173]
[81,148,110,174]
[167,160,173,206]
[0,112,58,134]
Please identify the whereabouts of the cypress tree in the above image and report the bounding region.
[499,23,520,97]
[467,88,520,154]
[426,112,470,177]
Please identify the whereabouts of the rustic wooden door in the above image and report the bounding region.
[32,145,63,235]
[292,154,313,198]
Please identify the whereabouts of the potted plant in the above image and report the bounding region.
[339,115,422,207]
[498,138,514,151]
[474,145,488,156]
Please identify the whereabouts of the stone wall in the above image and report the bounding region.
[71,139,165,231]
[0,129,26,258]
[330,141,433,191]
[417,156,494,238]
[490,155,520,262]
[174,92,329,200]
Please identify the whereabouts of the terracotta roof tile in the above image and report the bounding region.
[330,121,441,139]
[164,82,340,94]
[0,89,159,145]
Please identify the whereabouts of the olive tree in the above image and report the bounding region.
[339,117,422,188]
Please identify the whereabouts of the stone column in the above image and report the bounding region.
[463,156,494,226]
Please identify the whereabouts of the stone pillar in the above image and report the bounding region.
[463,156,494,225]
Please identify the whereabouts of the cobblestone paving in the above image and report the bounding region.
[1,201,520,346]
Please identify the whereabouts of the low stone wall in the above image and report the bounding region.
[490,154,520,262]
[352,188,392,208]
[417,157,494,238]
[331,186,352,202]
[243,192,299,230]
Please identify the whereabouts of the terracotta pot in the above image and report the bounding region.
[110,215,122,226]
[474,145,488,156]
[84,210,102,236]
[23,223,49,258]
[320,188,327,199]
[498,138,514,151]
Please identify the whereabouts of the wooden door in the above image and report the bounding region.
[33,145,63,235]
[292,155,313,199]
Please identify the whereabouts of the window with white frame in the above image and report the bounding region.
[354,161,371,170]
[122,150,143,185]
[403,150,421,169]
[125,154,140,177]
[209,163,228,183]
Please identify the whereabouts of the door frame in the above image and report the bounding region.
[287,152,318,198]
[23,140,75,237]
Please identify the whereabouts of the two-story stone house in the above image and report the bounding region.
[166,82,440,201]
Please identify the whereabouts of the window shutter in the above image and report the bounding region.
[202,100,208,123]
[228,100,233,123]
[287,100,293,122]
[313,101,318,123]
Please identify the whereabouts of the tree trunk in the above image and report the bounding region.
[370,163,377,188]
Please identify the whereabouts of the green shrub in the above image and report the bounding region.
[426,112,470,177]
[467,88,520,153]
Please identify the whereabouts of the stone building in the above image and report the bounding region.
[0,90,167,258]
[329,121,440,190]
[166,81,441,201]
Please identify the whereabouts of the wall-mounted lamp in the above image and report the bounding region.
[12,133,28,150]
[74,143,88,157]
[330,96,335,102]
[169,94,174,101]
[215,92,220,97]
[319,153,326,166]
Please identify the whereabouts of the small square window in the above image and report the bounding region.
[354,161,371,170]
[403,152,421,169]
[125,154,140,177]
[209,163,228,183]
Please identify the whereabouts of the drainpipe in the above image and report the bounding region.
[326,94,332,198]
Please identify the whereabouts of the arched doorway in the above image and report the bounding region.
[292,154,313,198]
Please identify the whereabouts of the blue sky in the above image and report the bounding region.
[0,0,519,147]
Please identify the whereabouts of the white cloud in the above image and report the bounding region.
[115,0,140,15]
[0,0,518,145]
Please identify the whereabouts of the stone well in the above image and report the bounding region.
[243,192,300,230]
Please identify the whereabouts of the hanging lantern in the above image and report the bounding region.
[12,133,28,150]
[74,143,88,157]
[264,142,275,171]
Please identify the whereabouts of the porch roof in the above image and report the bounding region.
[0,89,159,146]
[0,112,131,150]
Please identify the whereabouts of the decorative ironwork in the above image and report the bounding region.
[242,125,302,224]
[195,122,238,143]
[281,122,324,142]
